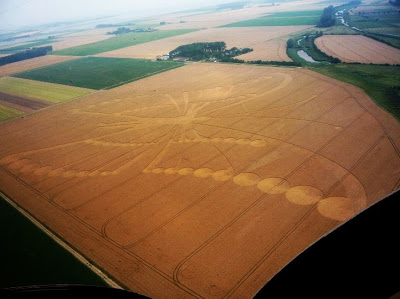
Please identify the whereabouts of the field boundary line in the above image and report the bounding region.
[103,63,184,90]
[0,190,122,290]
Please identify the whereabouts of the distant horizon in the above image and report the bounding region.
[0,0,234,32]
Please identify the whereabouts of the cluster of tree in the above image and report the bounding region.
[287,38,295,48]
[96,23,133,28]
[317,5,336,27]
[169,42,252,61]
[107,27,158,35]
[386,85,400,102]
[305,32,341,63]
[0,46,52,67]
[310,41,341,63]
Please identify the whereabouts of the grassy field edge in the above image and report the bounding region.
[0,191,122,289]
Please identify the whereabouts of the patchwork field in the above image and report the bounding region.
[146,0,325,29]
[50,28,112,49]
[13,57,183,90]
[51,29,196,56]
[96,27,309,61]
[1,63,399,298]
[0,38,58,55]
[315,35,400,64]
[0,55,79,77]
[0,77,93,103]
[0,104,23,121]
[0,91,51,113]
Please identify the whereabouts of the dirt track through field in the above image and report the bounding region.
[0,63,399,298]
[315,35,400,64]
[0,91,51,112]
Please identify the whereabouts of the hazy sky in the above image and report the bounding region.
[0,0,231,30]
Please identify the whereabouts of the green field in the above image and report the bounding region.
[311,64,400,120]
[285,29,400,120]
[0,77,93,103]
[0,38,56,54]
[13,57,183,90]
[222,10,321,27]
[348,15,398,29]
[52,29,196,56]
[262,10,322,17]
[0,104,23,121]
[0,196,108,288]
[322,25,359,35]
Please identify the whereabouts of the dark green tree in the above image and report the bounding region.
[317,5,336,27]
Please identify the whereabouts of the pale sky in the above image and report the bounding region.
[0,0,232,30]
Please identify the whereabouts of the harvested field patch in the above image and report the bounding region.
[315,35,400,64]
[236,40,291,61]
[0,91,51,113]
[0,77,93,103]
[0,104,23,121]
[0,55,79,77]
[0,63,399,298]
[13,57,183,90]
[52,29,196,56]
[97,27,309,61]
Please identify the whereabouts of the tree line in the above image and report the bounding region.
[317,5,336,27]
[168,42,252,61]
[0,46,52,67]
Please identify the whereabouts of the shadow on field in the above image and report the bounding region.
[256,190,400,298]
[0,285,147,298]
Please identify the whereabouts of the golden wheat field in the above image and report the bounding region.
[315,35,400,64]
[96,27,308,61]
[1,63,399,298]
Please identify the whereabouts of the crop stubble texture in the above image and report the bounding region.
[315,35,400,64]
[0,63,399,298]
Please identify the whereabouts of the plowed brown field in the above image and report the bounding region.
[96,27,307,60]
[315,35,400,64]
[1,63,399,298]
[0,55,79,77]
